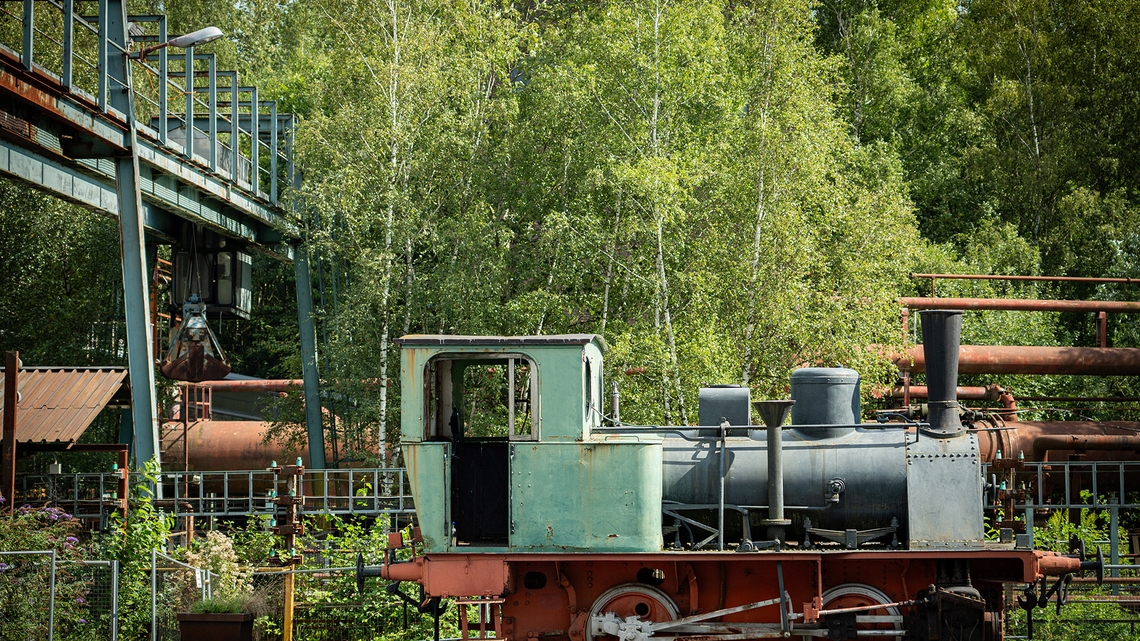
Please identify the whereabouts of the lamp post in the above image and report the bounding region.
[110,7,223,472]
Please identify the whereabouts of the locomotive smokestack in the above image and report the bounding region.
[920,310,965,436]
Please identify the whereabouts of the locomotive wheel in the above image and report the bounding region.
[821,583,902,639]
[586,584,679,641]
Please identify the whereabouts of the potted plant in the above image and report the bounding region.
[177,594,255,641]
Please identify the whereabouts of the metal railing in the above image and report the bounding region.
[15,467,416,522]
[14,472,123,525]
[984,459,1139,596]
[0,2,295,205]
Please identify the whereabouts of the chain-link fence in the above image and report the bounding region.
[0,550,56,641]
[151,550,213,641]
[59,560,119,641]
[0,552,120,641]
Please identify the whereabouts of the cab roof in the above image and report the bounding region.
[395,334,605,350]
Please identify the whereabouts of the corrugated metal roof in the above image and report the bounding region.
[0,367,128,444]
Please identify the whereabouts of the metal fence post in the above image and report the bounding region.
[1109,501,1120,596]
[283,570,295,641]
[48,549,57,641]
[151,547,157,641]
[112,559,120,641]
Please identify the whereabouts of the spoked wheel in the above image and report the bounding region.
[586,584,680,641]
[820,583,902,640]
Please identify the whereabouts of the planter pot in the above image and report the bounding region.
[177,612,254,641]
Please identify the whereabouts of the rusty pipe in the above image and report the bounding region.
[974,421,1140,462]
[890,385,999,400]
[893,345,1140,375]
[910,273,1140,285]
[1031,435,1140,461]
[194,379,304,393]
[901,297,1140,313]
[174,420,327,470]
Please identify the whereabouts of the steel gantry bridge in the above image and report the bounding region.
[0,0,325,469]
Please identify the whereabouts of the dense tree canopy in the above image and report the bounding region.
[1,0,1138,460]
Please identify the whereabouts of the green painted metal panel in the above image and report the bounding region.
[534,347,583,441]
[404,441,450,552]
[397,336,607,444]
[399,346,431,444]
[509,440,663,552]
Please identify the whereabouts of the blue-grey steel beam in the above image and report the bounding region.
[250,85,259,194]
[184,45,194,160]
[97,0,107,111]
[106,0,161,468]
[63,0,74,88]
[208,54,217,172]
[270,101,278,202]
[23,0,34,70]
[294,242,325,469]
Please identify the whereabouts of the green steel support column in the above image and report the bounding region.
[97,0,107,111]
[208,54,217,172]
[294,242,325,469]
[250,86,259,194]
[269,101,278,202]
[62,0,74,87]
[157,17,167,145]
[22,0,34,70]
[184,45,194,158]
[108,0,161,469]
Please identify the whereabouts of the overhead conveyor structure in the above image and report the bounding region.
[0,1,325,470]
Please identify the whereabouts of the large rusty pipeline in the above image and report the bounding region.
[196,379,304,393]
[973,421,1140,463]
[893,345,1140,375]
[168,420,324,470]
[901,297,1140,313]
[890,385,999,400]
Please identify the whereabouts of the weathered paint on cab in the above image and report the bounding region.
[395,335,663,554]
[510,440,662,552]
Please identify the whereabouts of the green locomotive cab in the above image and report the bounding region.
[395,335,664,554]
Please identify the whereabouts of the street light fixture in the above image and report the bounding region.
[135,26,223,60]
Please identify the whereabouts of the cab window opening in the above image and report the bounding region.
[423,354,536,441]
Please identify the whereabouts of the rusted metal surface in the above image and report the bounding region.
[890,385,997,400]
[900,297,1140,312]
[910,273,1139,285]
[0,366,127,444]
[165,420,321,471]
[1030,435,1140,461]
[974,421,1140,462]
[893,345,1140,375]
[360,548,1069,641]
[1034,552,1083,576]
[197,379,304,392]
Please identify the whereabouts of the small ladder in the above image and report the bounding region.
[457,598,505,641]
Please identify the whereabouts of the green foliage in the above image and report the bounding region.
[95,459,174,639]
[1006,595,1140,641]
[188,593,250,614]
[0,506,101,640]
[291,515,458,641]
[3,0,1140,456]
[0,181,124,364]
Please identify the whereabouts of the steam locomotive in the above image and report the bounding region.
[359,311,1101,641]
